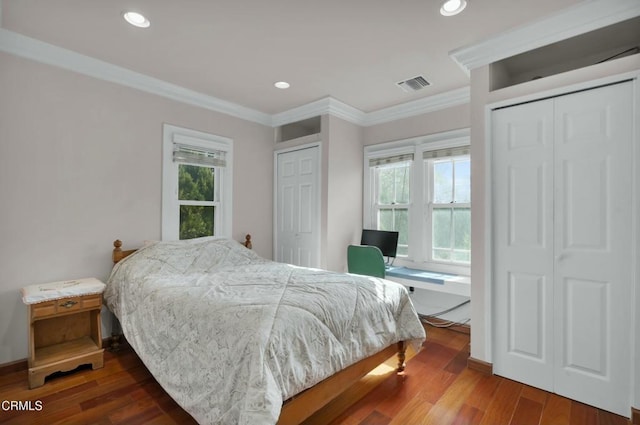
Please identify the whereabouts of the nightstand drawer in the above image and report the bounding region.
[81,294,102,309]
[56,297,83,313]
[31,302,57,319]
[30,294,102,320]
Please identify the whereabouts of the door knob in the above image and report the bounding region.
[555,252,567,262]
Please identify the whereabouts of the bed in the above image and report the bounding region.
[105,236,426,425]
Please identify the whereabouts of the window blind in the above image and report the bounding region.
[173,144,226,168]
[369,153,414,167]
[422,146,470,160]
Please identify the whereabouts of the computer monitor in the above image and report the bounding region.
[360,229,399,262]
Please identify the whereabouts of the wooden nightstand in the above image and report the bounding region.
[22,278,106,389]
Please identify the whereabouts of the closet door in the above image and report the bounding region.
[493,99,556,392]
[552,82,633,416]
[493,82,634,416]
[275,146,320,268]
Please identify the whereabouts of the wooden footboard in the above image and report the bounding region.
[277,341,407,425]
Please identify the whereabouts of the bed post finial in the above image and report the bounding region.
[113,239,123,263]
[244,234,252,249]
[111,239,138,263]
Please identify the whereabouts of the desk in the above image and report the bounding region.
[385,266,470,297]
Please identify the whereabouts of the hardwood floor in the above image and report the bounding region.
[0,326,630,425]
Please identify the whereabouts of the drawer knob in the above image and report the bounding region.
[60,300,78,308]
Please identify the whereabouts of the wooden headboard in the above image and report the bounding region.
[112,234,253,264]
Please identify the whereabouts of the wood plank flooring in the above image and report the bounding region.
[0,326,630,425]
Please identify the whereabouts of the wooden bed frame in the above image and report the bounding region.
[110,235,408,425]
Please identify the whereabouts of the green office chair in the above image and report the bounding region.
[347,245,386,278]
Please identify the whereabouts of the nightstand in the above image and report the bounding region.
[21,278,106,389]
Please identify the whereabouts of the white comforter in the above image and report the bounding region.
[105,237,425,425]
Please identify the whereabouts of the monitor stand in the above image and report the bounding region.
[385,257,396,269]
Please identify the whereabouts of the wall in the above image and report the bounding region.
[0,52,274,364]
[469,53,640,409]
[363,103,470,146]
[325,116,364,272]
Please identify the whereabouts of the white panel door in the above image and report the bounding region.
[552,83,633,415]
[493,82,634,416]
[276,146,320,268]
[493,98,556,392]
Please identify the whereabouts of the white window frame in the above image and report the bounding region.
[363,128,470,275]
[424,154,471,264]
[162,124,233,241]
[371,155,413,257]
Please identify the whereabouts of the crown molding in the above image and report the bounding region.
[326,97,369,125]
[271,87,470,127]
[450,0,640,75]
[0,27,470,128]
[0,28,272,126]
[270,97,366,127]
[361,86,470,126]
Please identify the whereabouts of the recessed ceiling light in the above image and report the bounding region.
[274,81,290,89]
[440,0,467,16]
[123,11,150,28]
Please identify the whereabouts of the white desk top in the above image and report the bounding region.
[385,267,470,297]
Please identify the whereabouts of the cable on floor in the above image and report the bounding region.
[420,316,470,328]
[417,299,471,328]
[421,299,470,318]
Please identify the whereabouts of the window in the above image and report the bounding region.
[425,149,471,264]
[370,154,412,256]
[177,162,217,240]
[162,124,233,241]
[364,129,470,274]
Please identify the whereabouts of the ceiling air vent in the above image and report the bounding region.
[396,75,431,93]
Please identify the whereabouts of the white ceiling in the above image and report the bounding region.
[1,0,583,115]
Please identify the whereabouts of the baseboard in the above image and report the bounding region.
[0,358,27,375]
[632,407,639,425]
[467,357,493,375]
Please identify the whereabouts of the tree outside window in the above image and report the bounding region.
[178,164,218,239]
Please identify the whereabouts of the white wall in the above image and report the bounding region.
[0,52,274,364]
[325,116,364,272]
[363,104,470,147]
